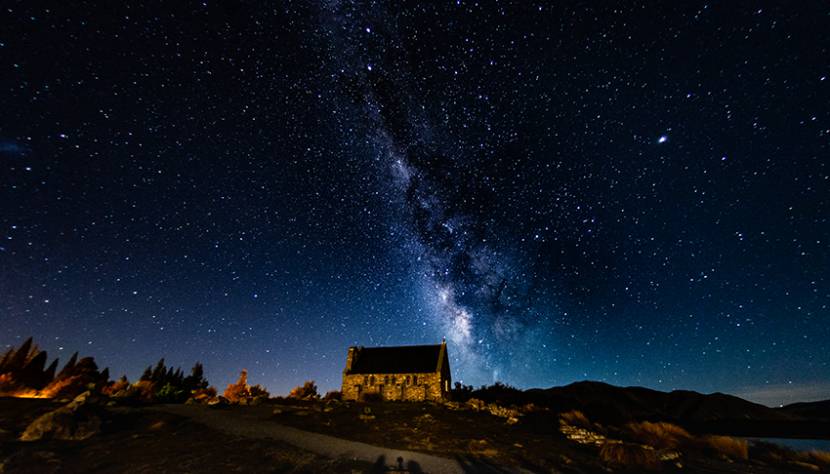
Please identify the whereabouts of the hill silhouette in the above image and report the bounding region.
[460,380,830,438]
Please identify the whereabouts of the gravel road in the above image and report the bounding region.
[154,404,468,473]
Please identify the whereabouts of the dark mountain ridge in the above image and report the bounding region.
[464,381,830,439]
[779,399,830,421]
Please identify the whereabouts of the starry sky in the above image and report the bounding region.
[1,1,828,406]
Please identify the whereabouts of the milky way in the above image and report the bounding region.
[319,2,553,381]
[1,1,828,403]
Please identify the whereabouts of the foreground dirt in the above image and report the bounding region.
[264,399,816,473]
[0,398,371,473]
[1,398,821,473]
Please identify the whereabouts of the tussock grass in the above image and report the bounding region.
[704,435,748,461]
[802,450,830,467]
[624,421,692,450]
[599,441,661,471]
[751,441,830,471]
[559,410,591,429]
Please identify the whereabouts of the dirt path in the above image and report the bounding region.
[154,404,471,473]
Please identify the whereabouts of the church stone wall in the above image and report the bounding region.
[341,372,447,401]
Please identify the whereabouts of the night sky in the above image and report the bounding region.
[2,2,828,406]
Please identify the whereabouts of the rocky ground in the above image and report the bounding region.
[2,395,827,473]
[0,396,371,473]
[266,399,805,473]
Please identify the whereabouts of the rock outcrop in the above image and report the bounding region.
[19,391,103,441]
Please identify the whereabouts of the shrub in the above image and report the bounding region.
[451,382,474,402]
[288,381,319,400]
[102,376,131,397]
[155,383,188,403]
[130,380,157,402]
[189,386,217,403]
[224,369,270,404]
[704,435,748,461]
[625,421,692,450]
[249,384,269,399]
[599,441,661,471]
[470,382,524,405]
[323,390,342,402]
[360,392,383,403]
[224,370,250,403]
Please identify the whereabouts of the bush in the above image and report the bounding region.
[323,390,342,402]
[155,383,187,403]
[360,392,383,403]
[102,376,131,397]
[189,386,217,403]
[451,382,474,402]
[134,359,210,403]
[704,435,748,461]
[624,421,692,450]
[224,370,249,403]
[288,381,319,400]
[224,369,270,404]
[599,441,661,471]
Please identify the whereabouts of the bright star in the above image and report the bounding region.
[657,135,668,144]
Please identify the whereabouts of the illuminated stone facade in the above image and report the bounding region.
[341,341,451,402]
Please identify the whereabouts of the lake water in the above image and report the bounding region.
[748,437,830,452]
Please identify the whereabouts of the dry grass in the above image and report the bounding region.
[751,442,830,471]
[704,435,748,461]
[802,450,830,466]
[599,441,661,471]
[624,421,692,450]
[559,410,591,429]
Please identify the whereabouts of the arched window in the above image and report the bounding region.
[392,375,396,384]
[413,375,418,385]
[363,376,368,385]
[384,375,389,384]
[405,375,410,385]
[369,375,375,385]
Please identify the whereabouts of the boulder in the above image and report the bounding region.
[466,398,486,411]
[19,391,102,441]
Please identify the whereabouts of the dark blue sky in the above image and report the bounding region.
[1,1,828,406]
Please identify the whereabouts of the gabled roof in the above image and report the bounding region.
[347,344,443,374]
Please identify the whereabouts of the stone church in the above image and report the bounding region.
[341,341,452,402]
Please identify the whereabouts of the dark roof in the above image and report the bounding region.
[347,344,443,374]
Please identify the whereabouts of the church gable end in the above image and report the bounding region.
[341,341,451,402]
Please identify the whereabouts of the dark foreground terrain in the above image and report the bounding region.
[4,396,829,473]
[0,398,371,473]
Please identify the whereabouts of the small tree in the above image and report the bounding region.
[224,370,249,403]
[224,369,270,404]
[288,381,319,400]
